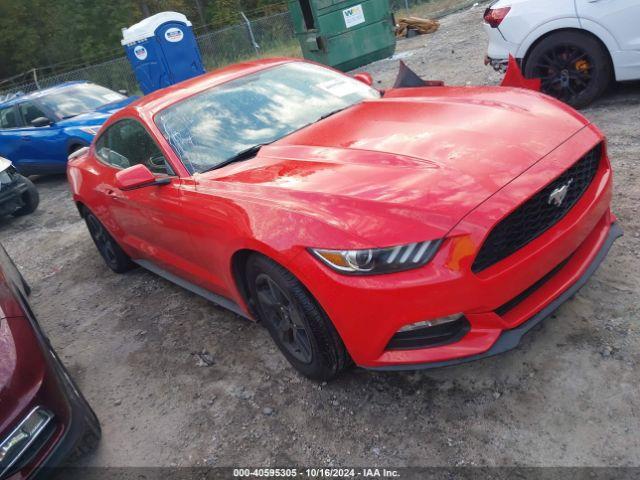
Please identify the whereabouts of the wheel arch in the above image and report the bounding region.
[231,248,258,319]
[75,200,88,218]
[521,27,615,81]
[229,245,315,322]
[66,138,90,156]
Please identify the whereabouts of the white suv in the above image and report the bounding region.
[484,0,640,107]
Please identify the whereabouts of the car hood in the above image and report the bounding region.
[56,96,138,127]
[198,86,589,245]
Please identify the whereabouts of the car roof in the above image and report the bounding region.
[129,57,297,118]
[0,81,90,108]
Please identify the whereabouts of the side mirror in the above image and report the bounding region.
[31,117,51,127]
[115,164,170,190]
[353,72,373,86]
[118,89,129,97]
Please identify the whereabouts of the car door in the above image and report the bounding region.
[93,118,197,277]
[0,106,23,163]
[12,101,68,174]
[576,0,640,78]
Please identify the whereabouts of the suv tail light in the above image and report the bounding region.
[484,6,511,28]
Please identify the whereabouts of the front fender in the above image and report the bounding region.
[577,18,625,81]
[516,18,582,59]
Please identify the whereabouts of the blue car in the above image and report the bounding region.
[0,82,137,175]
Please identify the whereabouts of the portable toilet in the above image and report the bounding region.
[121,11,205,94]
[287,0,396,72]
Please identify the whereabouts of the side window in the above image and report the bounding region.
[95,119,174,175]
[19,102,49,126]
[0,107,19,129]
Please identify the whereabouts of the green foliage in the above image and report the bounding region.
[0,0,286,80]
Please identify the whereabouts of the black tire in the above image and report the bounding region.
[84,211,135,273]
[245,254,350,381]
[524,30,611,108]
[68,143,87,158]
[11,175,39,216]
[68,425,101,462]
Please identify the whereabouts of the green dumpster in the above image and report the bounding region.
[288,0,396,71]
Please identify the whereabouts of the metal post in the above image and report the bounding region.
[404,0,409,11]
[241,11,260,56]
[194,0,208,32]
[32,68,41,90]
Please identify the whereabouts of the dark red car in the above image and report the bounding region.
[0,244,100,479]
[68,58,621,380]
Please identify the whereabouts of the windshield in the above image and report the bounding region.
[39,84,126,119]
[155,62,380,174]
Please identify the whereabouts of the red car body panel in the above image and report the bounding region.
[292,126,613,366]
[68,58,619,369]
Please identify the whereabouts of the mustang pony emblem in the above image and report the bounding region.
[548,179,574,207]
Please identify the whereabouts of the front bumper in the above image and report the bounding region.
[31,329,101,479]
[0,178,28,217]
[294,127,618,369]
[367,221,622,371]
[0,289,100,479]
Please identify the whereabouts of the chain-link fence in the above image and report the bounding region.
[0,56,140,100]
[0,0,478,100]
[197,11,296,70]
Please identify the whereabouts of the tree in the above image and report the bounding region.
[0,0,286,82]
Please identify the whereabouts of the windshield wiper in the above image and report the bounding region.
[199,107,352,174]
[317,105,351,121]
[202,142,271,173]
[276,106,351,139]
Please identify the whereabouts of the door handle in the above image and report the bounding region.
[20,137,31,141]
[106,188,123,198]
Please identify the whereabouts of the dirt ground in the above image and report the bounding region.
[1,2,639,470]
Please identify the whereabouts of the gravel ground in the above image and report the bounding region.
[1,2,639,470]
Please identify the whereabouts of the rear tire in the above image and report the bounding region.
[84,211,135,273]
[245,254,350,381]
[67,421,101,463]
[524,30,611,108]
[11,175,39,216]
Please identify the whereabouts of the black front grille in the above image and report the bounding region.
[472,144,602,273]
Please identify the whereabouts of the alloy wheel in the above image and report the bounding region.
[532,44,593,104]
[255,273,313,364]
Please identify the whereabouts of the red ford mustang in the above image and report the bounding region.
[67,58,621,380]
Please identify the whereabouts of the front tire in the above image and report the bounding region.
[12,175,39,216]
[245,254,350,381]
[84,211,134,273]
[524,31,611,108]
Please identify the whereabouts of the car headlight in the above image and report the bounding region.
[78,125,102,135]
[310,240,442,275]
